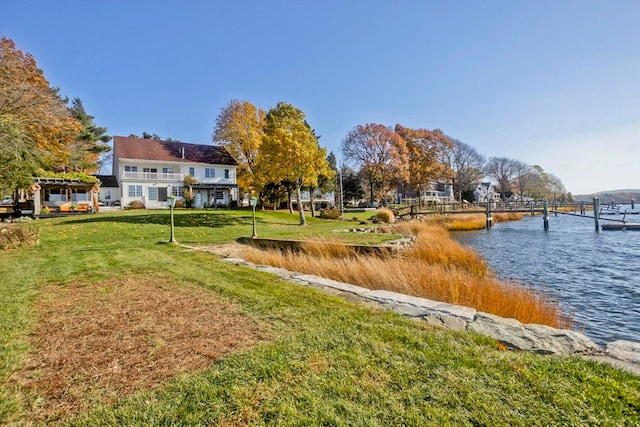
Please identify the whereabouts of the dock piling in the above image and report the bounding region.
[593,197,600,232]
[543,200,549,230]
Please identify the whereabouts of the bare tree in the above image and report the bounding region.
[512,160,533,201]
[444,138,486,202]
[485,157,517,200]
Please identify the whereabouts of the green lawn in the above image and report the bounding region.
[1,209,638,426]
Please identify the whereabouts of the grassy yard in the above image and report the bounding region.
[1,209,638,425]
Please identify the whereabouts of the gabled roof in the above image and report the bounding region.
[113,136,238,166]
[94,175,119,187]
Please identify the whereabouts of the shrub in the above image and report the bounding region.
[128,200,145,209]
[374,208,395,224]
[318,207,340,220]
[0,223,39,250]
[174,199,185,208]
[40,206,50,214]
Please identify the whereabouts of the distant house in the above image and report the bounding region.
[474,182,501,202]
[421,181,454,203]
[396,181,454,205]
[113,136,238,209]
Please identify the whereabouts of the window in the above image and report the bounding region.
[148,187,158,201]
[205,168,215,178]
[105,190,111,200]
[224,169,230,179]
[162,167,174,174]
[125,165,138,172]
[189,167,195,177]
[216,190,224,200]
[143,168,158,173]
[128,185,143,197]
[171,186,184,197]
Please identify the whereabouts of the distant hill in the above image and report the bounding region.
[573,189,640,204]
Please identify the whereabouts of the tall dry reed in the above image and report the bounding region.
[242,220,569,329]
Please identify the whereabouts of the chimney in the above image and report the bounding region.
[181,147,185,159]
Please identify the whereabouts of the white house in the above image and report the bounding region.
[474,182,501,202]
[421,181,454,203]
[113,136,238,209]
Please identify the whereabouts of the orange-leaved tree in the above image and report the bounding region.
[341,123,409,207]
[0,37,81,192]
[395,124,453,205]
[213,100,265,195]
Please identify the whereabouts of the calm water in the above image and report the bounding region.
[452,208,640,347]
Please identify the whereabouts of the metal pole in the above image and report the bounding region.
[339,164,344,220]
[593,197,600,232]
[169,204,176,243]
[251,198,257,238]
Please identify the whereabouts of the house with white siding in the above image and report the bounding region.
[474,182,501,202]
[113,136,238,209]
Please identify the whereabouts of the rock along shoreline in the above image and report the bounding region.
[219,256,640,376]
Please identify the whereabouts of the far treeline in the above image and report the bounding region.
[213,99,571,214]
[1,35,569,218]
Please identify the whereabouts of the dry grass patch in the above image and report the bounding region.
[0,222,39,250]
[14,275,267,424]
[243,221,569,329]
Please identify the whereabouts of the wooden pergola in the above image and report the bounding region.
[32,177,100,214]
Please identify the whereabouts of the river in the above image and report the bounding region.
[452,208,640,347]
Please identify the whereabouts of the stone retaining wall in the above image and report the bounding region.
[219,257,640,376]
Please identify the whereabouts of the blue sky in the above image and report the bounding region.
[2,0,638,194]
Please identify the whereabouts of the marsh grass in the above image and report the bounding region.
[245,220,568,328]
[424,213,525,231]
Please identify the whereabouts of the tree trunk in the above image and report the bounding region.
[296,184,306,225]
[287,189,293,214]
[309,187,316,217]
[369,178,374,207]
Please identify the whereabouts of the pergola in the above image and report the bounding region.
[32,177,100,214]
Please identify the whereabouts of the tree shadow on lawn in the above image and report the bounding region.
[54,212,264,228]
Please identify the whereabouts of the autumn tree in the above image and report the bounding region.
[255,102,330,225]
[485,156,517,200]
[443,138,486,202]
[395,124,453,205]
[213,100,265,193]
[526,165,567,200]
[63,98,111,173]
[0,37,80,193]
[341,123,409,207]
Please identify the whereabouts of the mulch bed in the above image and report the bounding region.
[13,275,267,423]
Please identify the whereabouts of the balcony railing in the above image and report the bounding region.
[121,172,184,181]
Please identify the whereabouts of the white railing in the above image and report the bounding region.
[121,172,184,181]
